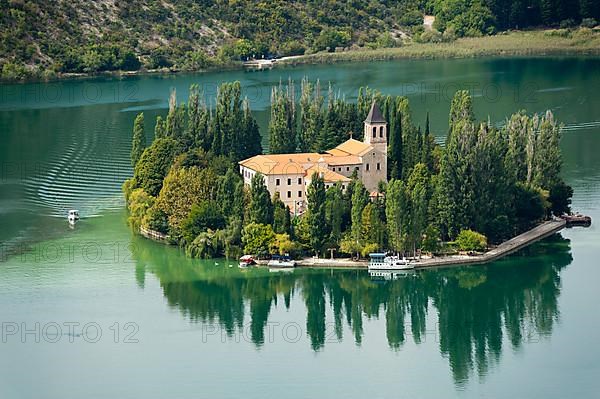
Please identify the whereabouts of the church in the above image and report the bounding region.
[238,101,388,214]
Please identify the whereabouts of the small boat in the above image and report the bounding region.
[368,253,414,271]
[67,210,80,226]
[239,255,256,268]
[561,213,592,227]
[267,255,295,268]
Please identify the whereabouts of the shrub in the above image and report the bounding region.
[581,18,598,28]
[418,30,443,43]
[455,230,487,252]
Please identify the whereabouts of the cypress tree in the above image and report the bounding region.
[307,173,328,256]
[268,81,296,154]
[131,112,146,167]
[249,173,273,225]
[350,180,369,246]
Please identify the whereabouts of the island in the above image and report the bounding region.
[123,80,585,267]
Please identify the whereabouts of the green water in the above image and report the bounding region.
[1,57,600,398]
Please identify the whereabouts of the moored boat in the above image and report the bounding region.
[267,255,295,268]
[368,253,414,271]
[239,255,256,268]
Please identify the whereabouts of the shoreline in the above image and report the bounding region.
[258,219,568,270]
[2,29,600,84]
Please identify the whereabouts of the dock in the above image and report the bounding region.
[293,219,568,270]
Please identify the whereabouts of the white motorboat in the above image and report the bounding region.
[267,255,295,268]
[368,253,414,271]
[67,210,80,226]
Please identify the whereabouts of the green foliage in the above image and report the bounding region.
[131,113,146,167]
[133,137,179,196]
[181,201,226,243]
[155,166,218,234]
[272,193,292,235]
[455,230,487,252]
[314,28,351,52]
[249,173,273,225]
[242,223,276,255]
[126,188,155,231]
[307,173,328,255]
[268,81,296,153]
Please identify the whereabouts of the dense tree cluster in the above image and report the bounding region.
[125,81,572,260]
[124,81,262,258]
[2,0,598,79]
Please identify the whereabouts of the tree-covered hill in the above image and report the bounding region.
[1,0,599,79]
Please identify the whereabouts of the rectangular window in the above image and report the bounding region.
[298,191,302,197]
[298,178,302,185]
[287,178,291,185]
[366,164,370,171]
[287,191,292,198]
[346,167,350,171]
[355,166,359,171]
[377,163,380,171]
[276,178,280,186]
[338,167,341,171]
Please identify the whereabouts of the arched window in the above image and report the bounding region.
[372,126,376,138]
[379,126,384,137]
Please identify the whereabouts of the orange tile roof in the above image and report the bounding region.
[239,153,328,175]
[333,138,373,156]
[305,164,351,183]
[325,155,362,165]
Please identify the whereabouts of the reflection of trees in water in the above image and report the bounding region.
[133,234,572,384]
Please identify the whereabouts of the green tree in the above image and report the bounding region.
[325,183,345,246]
[242,223,276,255]
[273,193,291,235]
[386,179,411,253]
[249,173,273,225]
[133,137,179,196]
[181,200,226,243]
[307,173,328,255]
[351,180,369,248]
[269,81,296,153]
[131,112,146,167]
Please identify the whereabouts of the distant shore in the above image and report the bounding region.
[280,29,600,67]
[2,29,600,84]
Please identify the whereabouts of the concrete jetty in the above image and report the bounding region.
[294,219,568,270]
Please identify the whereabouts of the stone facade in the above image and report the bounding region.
[239,102,388,214]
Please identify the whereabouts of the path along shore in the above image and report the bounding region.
[288,219,568,270]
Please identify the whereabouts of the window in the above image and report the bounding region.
[287,178,291,185]
[372,126,376,138]
[346,167,350,171]
[379,126,384,137]
[298,178,302,185]
[377,162,380,171]
[276,178,280,186]
[298,191,302,197]
[366,163,370,171]
[342,185,345,190]
[338,167,341,171]
[287,191,291,198]
[355,166,360,171]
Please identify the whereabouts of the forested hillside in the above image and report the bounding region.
[1,0,599,79]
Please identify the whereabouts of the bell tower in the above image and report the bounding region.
[363,101,387,154]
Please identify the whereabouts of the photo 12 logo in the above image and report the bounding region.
[1,322,140,344]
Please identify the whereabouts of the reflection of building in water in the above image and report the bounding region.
[136,234,572,385]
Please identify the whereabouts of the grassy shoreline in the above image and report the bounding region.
[2,29,599,84]
[279,30,600,66]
